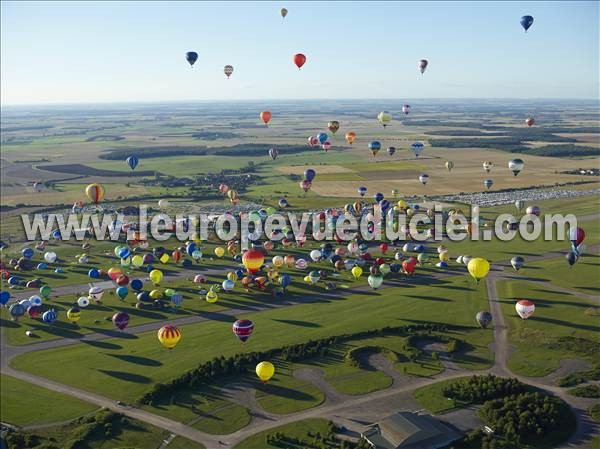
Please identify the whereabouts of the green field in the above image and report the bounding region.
[233,418,337,449]
[0,374,98,427]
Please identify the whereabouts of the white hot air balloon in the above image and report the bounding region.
[515,300,535,319]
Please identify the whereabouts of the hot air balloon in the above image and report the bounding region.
[149,269,163,285]
[377,111,392,128]
[299,180,312,193]
[256,361,275,383]
[515,200,524,211]
[42,308,58,324]
[227,190,239,204]
[402,104,411,115]
[345,132,356,145]
[317,133,328,144]
[322,141,332,152]
[158,324,182,349]
[9,303,25,321]
[260,111,272,125]
[568,227,586,249]
[418,59,428,74]
[219,184,229,195]
[368,274,384,290]
[88,286,104,301]
[112,312,130,330]
[467,258,490,283]
[520,15,534,32]
[566,251,578,267]
[369,141,381,157]
[402,258,417,275]
[242,249,264,274]
[511,256,525,271]
[280,7,288,18]
[526,205,540,216]
[224,65,234,78]
[233,319,254,343]
[126,156,138,171]
[304,168,316,182]
[419,173,429,185]
[515,300,535,319]
[33,182,43,192]
[85,183,105,204]
[476,311,492,329]
[77,296,90,308]
[508,158,524,176]
[525,117,535,127]
[66,307,81,323]
[351,266,363,280]
[483,161,494,173]
[387,146,396,156]
[445,160,454,171]
[358,186,367,197]
[293,53,306,69]
[269,148,279,160]
[484,179,494,190]
[185,51,198,66]
[410,142,424,158]
[328,121,340,134]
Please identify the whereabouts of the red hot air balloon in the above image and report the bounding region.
[293,53,307,69]
[242,249,265,274]
[260,111,272,125]
[233,319,254,342]
[379,243,389,254]
[299,180,312,192]
[402,258,417,275]
[525,117,535,127]
[112,312,130,330]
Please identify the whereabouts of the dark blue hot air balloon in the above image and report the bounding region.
[358,186,367,197]
[520,15,534,32]
[304,168,316,182]
[0,291,10,306]
[126,156,139,171]
[130,278,144,291]
[186,51,198,66]
[379,199,390,213]
[374,192,384,203]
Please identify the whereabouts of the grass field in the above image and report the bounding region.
[413,377,472,414]
[496,276,599,377]
[233,418,336,449]
[11,275,492,403]
[0,374,98,427]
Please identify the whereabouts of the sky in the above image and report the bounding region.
[1,1,598,105]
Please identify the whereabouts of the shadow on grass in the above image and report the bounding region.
[98,369,152,383]
[105,353,162,366]
[271,319,321,328]
[82,340,122,350]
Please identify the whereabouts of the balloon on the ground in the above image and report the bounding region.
[77,296,90,308]
[66,307,81,323]
[42,308,58,324]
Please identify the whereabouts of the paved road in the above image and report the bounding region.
[1,244,598,448]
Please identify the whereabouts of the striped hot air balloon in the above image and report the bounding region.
[242,249,264,274]
[158,324,182,349]
[232,319,254,343]
[85,183,105,204]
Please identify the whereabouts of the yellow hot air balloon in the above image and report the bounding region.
[66,307,81,323]
[377,111,392,128]
[158,324,182,350]
[256,361,275,383]
[159,253,170,264]
[214,247,225,258]
[445,160,454,171]
[150,289,163,300]
[227,190,239,205]
[351,266,363,280]
[206,290,218,303]
[85,183,105,204]
[272,256,284,268]
[439,251,449,262]
[345,131,356,145]
[397,199,407,209]
[131,255,144,267]
[149,269,163,285]
[467,258,490,283]
[227,271,238,282]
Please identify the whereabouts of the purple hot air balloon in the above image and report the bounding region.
[112,312,130,330]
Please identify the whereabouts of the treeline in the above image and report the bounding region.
[430,138,599,157]
[524,144,600,157]
[568,384,600,398]
[346,346,399,369]
[99,143,314,160]
[556,365,600,387]
[443,374,527,404]
[140,323,447,405]
[478,392,574,447]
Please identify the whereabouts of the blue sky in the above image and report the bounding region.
[1,1,598,105]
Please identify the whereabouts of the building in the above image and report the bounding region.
[361,411,462,449]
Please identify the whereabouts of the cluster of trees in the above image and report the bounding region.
[140,323,447,405]
[443,375,527,404]
[526,144,600,157]
[556,365,600,387]
[4,410,128,449]
[346,346,398,369]
[568,384,600,398]
[265,422,357,449]
[477,392,573,446]
[100,143,311,160]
